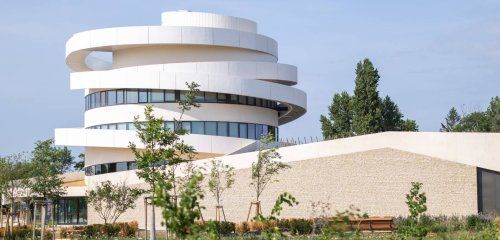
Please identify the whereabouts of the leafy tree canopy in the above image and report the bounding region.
[321,58,418,139]
[440,96,499,132]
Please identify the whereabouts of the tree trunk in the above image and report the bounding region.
[0,201,3,228]
[150,192,156,240]
[41,204,46,240]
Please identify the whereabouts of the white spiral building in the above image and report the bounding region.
[55,11,307,178]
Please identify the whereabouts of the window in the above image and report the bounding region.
[117,123,127,130]
[108,163,117,173]
[100,92,106,107]
[248,123,256,139]
[117,90,125,104]
[226,94,236,104]
[239,123,248,138]
[127,123,137,131]
[229,123,239,138]
[205,122,217,135]
[256,124,264,139]
[205,92,217,103]
[217,122,228,136]
[108,124,117,130]
[191,122,205,134]
[247,97,256,106]
[179,121,191,133]
[127,162,137,170]
[194,92,205,102]
[256,98,262,107]
[217,93,227,103]
[263,124,268,135]
[116,162,128,172]
[107,91,116,105]
[165,90,175,102]
[238,96,247,105]
[165,122,174,131]
[57,198,87,225]
[126,90,138,104]
[95,93,100,108]
[139,89,148,103]
[179,91,187,101]
[150,90,164,103]
[84,166,94,176]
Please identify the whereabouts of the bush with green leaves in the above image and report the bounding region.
[289,218,313,235]
[87,180,144,225]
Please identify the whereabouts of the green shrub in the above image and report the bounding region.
[466,214,493,231]
[277,218,291,231]
[205,221,235,235]
[289,218,313,235]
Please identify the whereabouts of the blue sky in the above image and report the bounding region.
[1,1,499,156]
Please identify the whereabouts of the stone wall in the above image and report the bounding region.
[87,148,477,228]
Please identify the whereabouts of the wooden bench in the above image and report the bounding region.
[349,217,395,231]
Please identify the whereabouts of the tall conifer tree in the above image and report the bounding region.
[352,58,383,134]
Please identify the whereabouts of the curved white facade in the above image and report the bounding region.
[55,11,307,171]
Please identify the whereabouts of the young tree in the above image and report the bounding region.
[352,58,383,135]
[87,180,144,224]
[129,82,200,239]
[0,154,31,236]
[440,107,461,132]
[249,134,290,220]
[398,182,428,239]
[208,159,235,221]
[381,95,403,131]
[29,139,73,240]
[320,91,353,139]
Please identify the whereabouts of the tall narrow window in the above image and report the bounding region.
[248,123,256,139]
[116,90,125,104]
[205,122,217,135]
[139,89,148,103]
[229,123,239,137]
[239,123,248,138]
[107,91,116,106]
[100,92,106,107]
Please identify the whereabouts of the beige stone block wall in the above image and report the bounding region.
[87,148,477,228]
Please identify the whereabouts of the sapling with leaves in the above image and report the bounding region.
[208,159,235,221]
[249,134,290,220]
[129,82,200,239]
[254,192,298,240]
[397,182,428,240]
[87,180,144,224]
